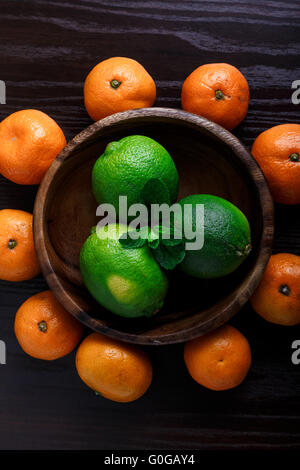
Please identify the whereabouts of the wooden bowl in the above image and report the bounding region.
[34,108,274,345]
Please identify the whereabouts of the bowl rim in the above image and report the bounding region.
[33,107,274,345]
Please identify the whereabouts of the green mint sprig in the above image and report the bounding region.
[119,225,185,270]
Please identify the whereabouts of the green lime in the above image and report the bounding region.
[92,135,179,213]
[176,194,251,278]
[80,223,168,318]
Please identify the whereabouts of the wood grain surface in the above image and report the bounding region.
[0,0,300,450]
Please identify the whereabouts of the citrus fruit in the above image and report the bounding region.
[184,325,251,391]
[84,57,156,121]
[0,209,40,281]
[181,63,249,130]
[0,109,66,185]
[92,135,179,213]
[80,223,168,318]
[14,290,83,360]
[76,332,152,402]
[175,194,251,278]
[251,253,300,325]
[251,124,300,205]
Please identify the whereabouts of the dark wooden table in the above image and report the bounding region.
[0,0,300,450]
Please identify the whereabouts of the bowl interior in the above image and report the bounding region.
[37,111,272,344]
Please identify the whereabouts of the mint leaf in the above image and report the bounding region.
[119,231,147,249]
[118,223,185,262]
[161,237,183,247]
[147,227,160,249]
[141,178,171,206]
[148,238,160,249]
[153,225,171,238]
[152,242,186,270]
[138,226,150,240]
[152,224,183,247]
